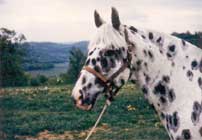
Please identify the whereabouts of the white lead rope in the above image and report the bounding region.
[84,100,111,140]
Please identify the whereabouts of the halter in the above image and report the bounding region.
[82,50,132,140]
[83,55,131,101]
[83,28,133,140]
[83,28,133,103]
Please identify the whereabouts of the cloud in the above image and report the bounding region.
[0,0,201,42]
[0,0,5,4]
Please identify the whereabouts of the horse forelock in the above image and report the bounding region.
[88,24,127,51]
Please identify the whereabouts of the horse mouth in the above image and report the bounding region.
[75,100,92,111]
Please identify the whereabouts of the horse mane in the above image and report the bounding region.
[88,24,127,50]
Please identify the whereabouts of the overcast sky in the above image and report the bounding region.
[0,0,202,42]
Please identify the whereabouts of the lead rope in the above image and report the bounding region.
[84,100,111,140]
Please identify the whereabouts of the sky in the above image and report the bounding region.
[0,0,202,42]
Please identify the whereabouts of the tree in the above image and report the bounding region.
[66,47,86,83]
[0,28,28,87]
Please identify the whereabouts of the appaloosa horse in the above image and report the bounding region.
[72,7,202,140]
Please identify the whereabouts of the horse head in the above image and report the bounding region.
[71,7,133,110]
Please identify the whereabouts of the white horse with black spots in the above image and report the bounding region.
[72,7,202,140]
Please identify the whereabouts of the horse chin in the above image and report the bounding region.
[76,102,93,111]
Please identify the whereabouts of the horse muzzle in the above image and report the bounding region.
[73,98,93,111]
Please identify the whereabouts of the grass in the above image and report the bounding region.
[0,84,169,140]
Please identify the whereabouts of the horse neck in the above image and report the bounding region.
[129,28,202,112]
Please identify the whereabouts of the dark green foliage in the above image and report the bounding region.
[30,75,48,86]
[172,31,202,49]
[59,73,72,84]
[65,48,86,83]
[30,78,40,86]
[38,75,48,84]
[0,28,28,87]
[0,85,169,140]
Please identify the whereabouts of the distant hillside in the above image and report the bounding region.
[22,41,88,71]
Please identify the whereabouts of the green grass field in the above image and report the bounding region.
[0,84,169,140]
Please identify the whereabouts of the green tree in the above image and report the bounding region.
[38,75,48,84]
[0,28,28,87]
[66,47,86,83]
[30,77,40,86]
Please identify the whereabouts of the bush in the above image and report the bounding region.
[30,77,40,86]
[38,75,48,84]
[59,73,72,84]
[29,75,48,86]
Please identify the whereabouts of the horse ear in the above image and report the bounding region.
[111,7,121,30]
[94,10,105,28]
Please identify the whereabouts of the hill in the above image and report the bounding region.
[22,41,88,71]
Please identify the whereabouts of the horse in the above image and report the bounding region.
[72,7,202,140]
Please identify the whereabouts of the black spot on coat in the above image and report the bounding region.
[94,65,101,73]
[148,50,154,60]
[168,45,175,52]
[162,76,170,83]
[199,59,202,73]
[182,39,186,46]
[149,32,153,40]
[182,129,191,140]
[156,37,162,43]
[168,89,176,102]
[198,77,202,89]
[82,76,86,85]
[154,82,167,95]
[191,60,198,70]
[101,58,108,68]
[129,26,138,33]
[142,85,148,95]
[141,35,146,39]
[199,127,202,136]
[86,59,90,65]
[186,70,193,81]
[92,58,96,65]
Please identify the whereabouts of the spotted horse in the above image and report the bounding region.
[72,7,202,140]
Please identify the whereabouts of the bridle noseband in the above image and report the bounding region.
[82,60,129,102]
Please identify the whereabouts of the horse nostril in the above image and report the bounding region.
[79,94,83,100]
